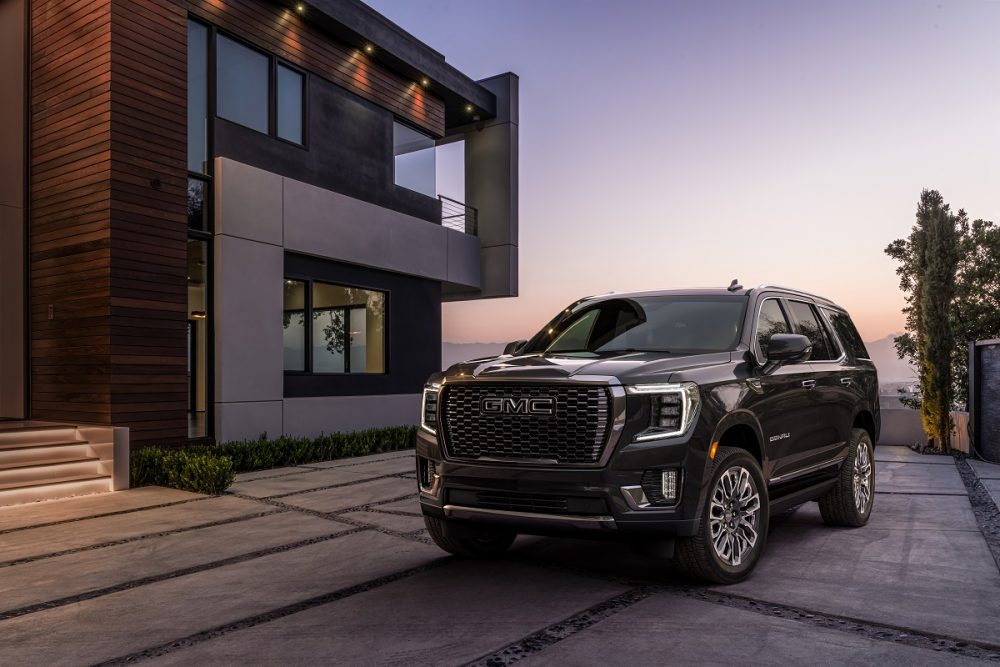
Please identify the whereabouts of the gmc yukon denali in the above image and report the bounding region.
[416,283,880,583]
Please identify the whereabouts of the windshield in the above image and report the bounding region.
[521,295,748,356]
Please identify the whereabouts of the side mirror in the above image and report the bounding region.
[503,340,527,356]
[765,333,812,364]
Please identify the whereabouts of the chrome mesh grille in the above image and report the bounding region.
[440,384,611,464]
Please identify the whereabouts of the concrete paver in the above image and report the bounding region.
[874,446,953,465]
[340,510,426,534]
[519,593,982,666]
[0,511,343,614]
[0,486,204,532]
[229,466,390,498]
[0,495,265,564]
[300,451,415,469]
[145,560,627,666]
[279,477,415,513]
[969,457,1000,480]
[875,460,968,495]
[982,479,1000,509]
[0,531,441,667]
[233,466,315,482]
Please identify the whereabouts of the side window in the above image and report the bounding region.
[786,301,836,361]
[825,308,870,360]
[755,299,790,360]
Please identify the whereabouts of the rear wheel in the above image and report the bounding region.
[818,428,875,527]
[424,515,516,558]
[676,447,769,584]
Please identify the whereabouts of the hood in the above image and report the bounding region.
[443,351,734,384]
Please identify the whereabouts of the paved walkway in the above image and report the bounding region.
[0,447,998,665]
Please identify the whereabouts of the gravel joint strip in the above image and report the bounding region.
[0,509,287,569]
[0,496,212,536]
[955,456,1000,573]
[462,587,656,666]
[92,559,449,667]
[0,528,363,621]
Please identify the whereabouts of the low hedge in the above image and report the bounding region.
[214,425,417,472]
[131,425,417,495]
[131,448,235,495]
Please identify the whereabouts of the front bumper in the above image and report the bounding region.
[416,421,714,539]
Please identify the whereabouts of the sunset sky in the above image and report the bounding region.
[369,0,1000,344]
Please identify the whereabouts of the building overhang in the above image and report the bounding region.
[281,0,497,128]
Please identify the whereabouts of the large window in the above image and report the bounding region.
[216,35,269,134]
[187,20,209,173]
[283,280,386,374]
[277,64,304,144]
[393,121,435,197]
[213,33,305,145]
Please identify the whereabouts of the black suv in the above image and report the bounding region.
[417,284,879,583]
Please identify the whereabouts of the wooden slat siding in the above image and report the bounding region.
[29,0,114,429]
[187,0,445,137]
[107,0,188,444]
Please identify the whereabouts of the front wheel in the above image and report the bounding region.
[675,447,769,584]
[818,428,875,527]
[424,515,516,558]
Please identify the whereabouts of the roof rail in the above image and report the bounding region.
[755,284,835,304]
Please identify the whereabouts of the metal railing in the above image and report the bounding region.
[439,195,478,236]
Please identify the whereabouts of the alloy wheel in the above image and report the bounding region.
[853,440,873,513]
[709,466,761,567]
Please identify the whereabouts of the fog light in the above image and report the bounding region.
[661,470,677,502]
[418,457,440,494]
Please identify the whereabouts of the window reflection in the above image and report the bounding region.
[283,280,306,372]
[312,283,385,374]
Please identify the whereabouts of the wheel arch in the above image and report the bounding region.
[710,410,766,466]
[852,409,878,446]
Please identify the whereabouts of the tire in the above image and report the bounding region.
[675,447,769,584]
[818,428,875,527]
[424,515,516,558]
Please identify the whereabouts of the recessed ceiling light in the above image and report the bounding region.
[465,104,474,113]
[295,3,305,12]
[421,77,430,87]
[364,44,375,54]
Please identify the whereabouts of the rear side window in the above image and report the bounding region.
[755,298,790,360]
[824,308,870,360]
[786,300,837,361]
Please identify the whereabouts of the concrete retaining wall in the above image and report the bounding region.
[879,407,969,453]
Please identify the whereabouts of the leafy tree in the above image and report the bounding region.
[885,190,960,451]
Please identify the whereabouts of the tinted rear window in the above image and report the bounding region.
[824,308,870,360]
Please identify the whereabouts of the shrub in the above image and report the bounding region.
[130,447,234,495]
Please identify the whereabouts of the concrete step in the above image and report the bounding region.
[0,457,103,487]
[0,425,80,447]
[0,474,112,506]
[0,442,93,467]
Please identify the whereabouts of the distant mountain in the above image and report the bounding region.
[442,336,918,383]
[864,334,917,383]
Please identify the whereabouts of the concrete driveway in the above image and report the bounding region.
[1,447,998,666]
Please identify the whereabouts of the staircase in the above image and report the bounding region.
[0,422,124,507]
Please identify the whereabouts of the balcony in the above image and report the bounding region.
[439,195,478,236]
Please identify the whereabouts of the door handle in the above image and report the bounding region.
[840,377,852,386]
[801,380,817,389]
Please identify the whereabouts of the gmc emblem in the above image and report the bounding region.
[481,396,555,416]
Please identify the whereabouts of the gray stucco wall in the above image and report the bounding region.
[213,158,473,441]
[978,343,1000,460]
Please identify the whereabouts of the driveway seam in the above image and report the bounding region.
[91,560,449,667]
[0,496,213,536]
[238,472,414,501]
[0,509,288,569]
[230,492,431,545]
[233,452,415,483]
[462,587,656,666]
[955,457,1000,573]
[0,528,363,622]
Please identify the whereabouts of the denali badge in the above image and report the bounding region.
[481,396,555,416]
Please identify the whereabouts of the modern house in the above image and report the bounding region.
[0,0,517,503]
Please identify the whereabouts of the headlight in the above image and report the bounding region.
[626,382,700,441]
[421,383,442,435]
